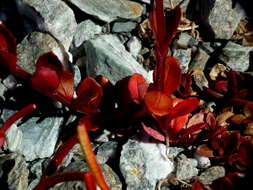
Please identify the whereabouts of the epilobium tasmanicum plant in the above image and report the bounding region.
[1,0,253,189]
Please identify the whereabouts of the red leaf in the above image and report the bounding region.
[128,73,148,104]
[144,90,173,116]
[159,56,182,95]
[214,80,228,94]
[142,122,165,142]
[31,52,62,94]
[169,97,200,119]
[0,24,16,54]
[196,144,214,158]
[178,122,207,137]
[56,70,74,100]
[170,114,189,133]
[71,77,103,113]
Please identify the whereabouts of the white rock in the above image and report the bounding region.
[127,36,142,57]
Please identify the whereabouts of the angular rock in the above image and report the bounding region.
[0,153,29,190]
[0,82,7,100]
[96,141,118,164]
[190,48,210,71]
[4,124,23,152]
[84,34,149,84]
[17,32,69,75]
[198,166,225,185]
[194,153,211,169]
[1,109,64,161]
[112,21,137,33]
[72,20,102,48]
[175,33,198,49]
[196,0,245,39]
[67,0,143,23]
[127,36,142,57]
[176,154,198,180]
[166,147,184,159]
[219,41,253,72]
[120,134,174,190]
[172,48,191,73]
[2,75,17,90]
[52,161,122,190]
[19,0,77,50]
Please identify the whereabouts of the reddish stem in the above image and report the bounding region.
[42,135,78,178]
[77,122,110,190]
[0,104,36,147]
[34,172,95,190]
[84,172,97,190]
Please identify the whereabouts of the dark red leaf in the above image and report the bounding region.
[179,122,207,137]
[142,122,165,142]
[169,97,200,119]
[128,73,148,104]
[144,90,173,116]
[71,77,103,113]
[214,80,228,94]
[228,70,239,94]
[31,52,62,94]
[0,24,16,54]
[206,112,216,130]
[205,88,224,98]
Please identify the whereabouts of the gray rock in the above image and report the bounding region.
[198,166,225,185]
[1,109,64,161]
[166,147,184,159]
[190,48,210,71]
[19,0,77,50]
[219,42,253,72]
[0,153,29,190]
[73,65,82,88]
[197,0,245,39]
[127,36,142,57]
[66,0,143,23]
[176,33,198,49]
[96,141,118,164]
[52,161,122,190]
[19,116,63,161]
[120,135,174,190]
[72,20,102,48]
[84,34,149,84]
[176,154,198,180]
[194,153,211,169]
[30,159,44,178]
[0,82,7,100]
[2,75,17,90]
[112,21,137,33]
[17,32,69,75]
[4,124,23,152]
[172,48,192,73]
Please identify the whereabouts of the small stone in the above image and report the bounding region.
[167,147,184,159]
[72,20,102,48]
[4,124,23,152]
[84,34,149,84]
[112,21,137,33]
[0,82,7,100]
[53,161,122,190]
[194,153,211,169]
[73,65,82,88]
[96,141,118,164]
[172,48,191,73]
[196,0,245,39]
[219,41,253,72]
[1,109,64,161]
[30,159,44,178]
[0,153,29,190]
[190,48,210,71]
[66,0,143,23]
[17,32,69,75]
[176,154,198,180]
[198,166,225,185]
[198,42,214,54]
[19,0,77,50]
[2,75,17,90]
[176,33,198,49]
[120,135,174,190]
[127,36,142,57]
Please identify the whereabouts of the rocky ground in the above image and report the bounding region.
[0,0,253,190]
